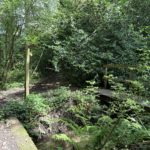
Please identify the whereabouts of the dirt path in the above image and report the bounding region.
[0,75,149,110]
[0,84,56,103]
[0,74,69,103]
[0,87,24,102]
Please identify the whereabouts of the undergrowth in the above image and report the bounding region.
[0,86,149,150]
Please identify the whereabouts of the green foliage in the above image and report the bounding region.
[0,83,149,149]
[52,134,73,143]
[38,83,149,149]
[34,0,149,86]
[45,87,71,109]
[25,94,49,116]
[126,0,150,28]
[0,0,58,87]
[0,0,149,88]
[44,79,149,149]
[0,94,49,136]
[53,117,150,150]
[0,0,149,149]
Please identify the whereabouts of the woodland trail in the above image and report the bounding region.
[0,87,24,103]
[0,75,149,111]
[0,73,68,103]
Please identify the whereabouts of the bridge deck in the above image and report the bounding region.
[99,89,150,111]
[0,118,37,150]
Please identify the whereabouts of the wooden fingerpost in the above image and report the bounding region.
[104,66,108,89]
[25,48,30,98]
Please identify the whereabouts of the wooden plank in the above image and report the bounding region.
[99,89,150,111]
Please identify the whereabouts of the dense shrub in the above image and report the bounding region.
[0,94,49,137]
[35,0,149,86]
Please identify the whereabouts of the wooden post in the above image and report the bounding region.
[104,67,108,89]
[25,48,30,98]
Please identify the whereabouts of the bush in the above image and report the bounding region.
[36,0,148,86]
[45,86,72,109]
[0,94,49,137]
